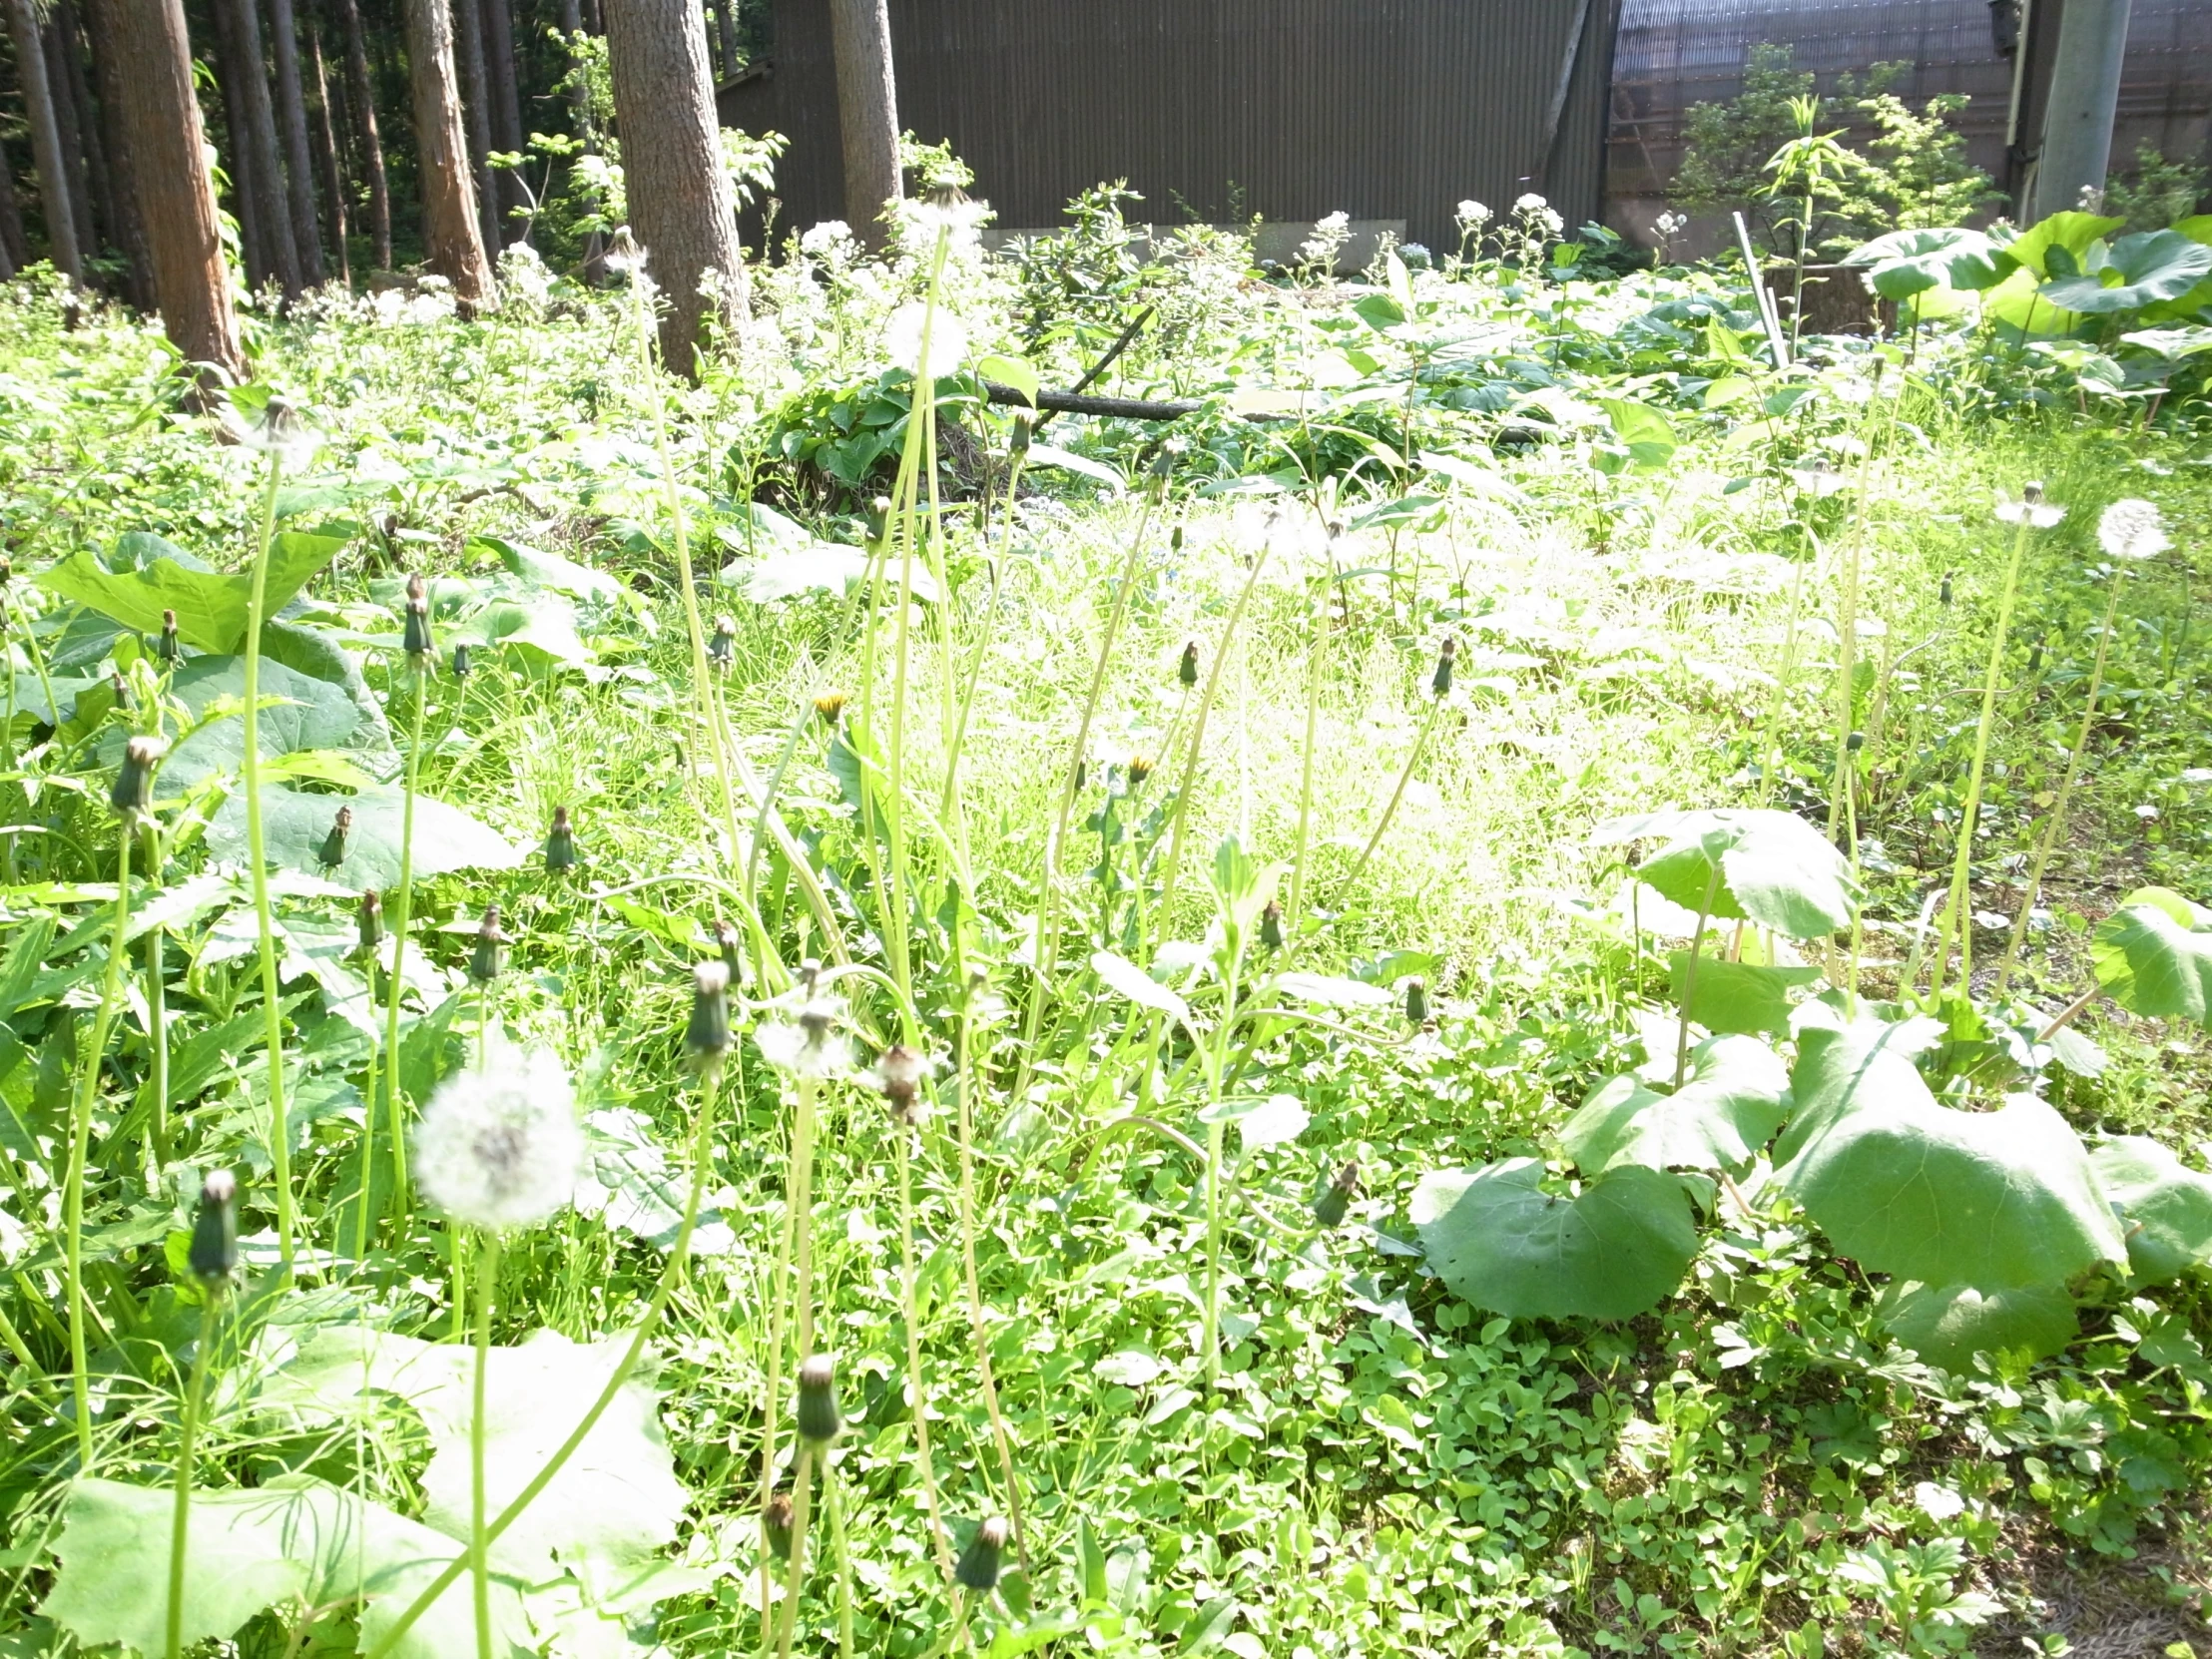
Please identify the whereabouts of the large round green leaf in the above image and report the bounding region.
[2043,230,2212,315]
[1561,1035,1788,1176]
[37,530,348,653]
[1776,1023,2127,1289]
[1998,211,2123,278]
[2092,888,2212,1026]
[1410,1159,1698,1321]
[1879,1280,2077,1373]
[1598,809,1858,939]
[2090,1135,2212,1285]
[209,784,522,892]
[158,655,368,788]
[1844,227,2012,299]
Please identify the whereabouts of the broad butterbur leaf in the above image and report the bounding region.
[39,531,347,653]
[2042,230,2212,315]
[1597,808,1858,939]
[1411,1159,1698,1321]
[2090,1135,2212,1284]
[1562,1034,1788,1176]
[1665,952,1822,1035]
[1843,227,2013,298]
[156,654,377,788]
[1777,1021,2127,1288]
[1880,1280,2077,1373]
[2092,887,2212,1026]
[210,784,521,892]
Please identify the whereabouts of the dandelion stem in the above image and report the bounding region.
[823,1453,855,1659]
[1339,695,1444,903]
[773,1445,815,1659]
[165,1290,221,1659]
[359,1068,726,1659]
[1999,569,2129,992]
[1155,546,1271,931]
[241,456,295,1269]
[470,1229,501,1659]
[894,1129,954,1583]
[1288,570,1332,930]
[146,821,170,1169]
[64,814,134,1469]
[955,994,1030,1580]
[382,663,430,1224]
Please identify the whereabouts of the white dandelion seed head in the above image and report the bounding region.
[414,1047,583,1231]
[2097,497,2169,561]
[1994,490,2065,528]
[603,227,649,275]
[755,994,854,1079]
[1788,460,1852,498]
[909,192,991,238]
[884,301,971,379]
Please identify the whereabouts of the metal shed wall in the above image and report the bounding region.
[722,0,1623,257]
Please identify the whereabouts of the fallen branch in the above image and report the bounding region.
[981,380,1202,421]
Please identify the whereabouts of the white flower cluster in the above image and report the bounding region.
[2096,497,2169,561]
[415,1046,584,1231]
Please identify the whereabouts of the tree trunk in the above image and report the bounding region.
[556,0,592,135]
[604,0,744,373]
[221,0,301,294]
[52,3,111,265]
[329,0,389,269]
[3,0,83,279]
[482,0,523,222]
[206,0,272,288]
[105,0,246,381]
[712,0,739,78]
[82,0,160,308]
[267,0,326,282]
[827,0,898,249]
[0,133,26,273]
[303,0,348,284]
[402,0,492,305]
[448,0,499,253]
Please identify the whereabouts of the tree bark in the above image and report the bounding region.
[82,0,159,308]
[556,0,592,136]
[402,0,492,305]
[4,0,83,278]
[481,0,523,222]
[105,0,246,381]
[0,132,24,274]
[206,0,272,287]
[329,0,389,269]
[51,3,109,265]
[604,0,744,373]
[448,0,499,252]
[827,0,898,249]
[303,0,348,284]
[711,0,739,78]
[221,0,302,294]
[267,0,327,282]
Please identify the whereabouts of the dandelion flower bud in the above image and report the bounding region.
[814,692,847,727]
[1171,525,1184,553]
[403,593,435,660]
[797,1354,841,1442]
[1178,641,1199,688]
[157,609,181,664]
[868,497,892,543]
[414,1046,583,1231]
[956,1517,1010,1591]
[452,641,473,680]
[1260,899,1285,952]
[1009,413,1032,457]
[469,906,506,984]
[1126,754,1152,788]
[1313,1159,1361,1230]
[764,1491,796,1562]
[1846,731,1865,754]
[544,806,576,872]
[358,889,384,955]
[1938,571,1953,606]
[707,616,736,674]
[111,735,165,821]
[687,960,732,1065]
[714,917,743,982]
[2097,498,2169,562]
[318,805,352,867]
[190,1168,239,1285]
[1073,759,1087,793]
[1404,977,1428,1026]
[1431,637,1457,699]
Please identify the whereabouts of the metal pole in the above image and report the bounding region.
[2030,0,2132,221]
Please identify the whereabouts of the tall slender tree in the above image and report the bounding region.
[51,4,109,264]
[482,0,523,225]
[106,0,246,380]
[303,0,348,283]
[711,0,739,79]
[3,0,83,279]
[828,0,898,249]
[402,0,493,306]
[329,0,389,269]
[83,0,160,307]
[206,0,273,286]
[219,0,301,294]
[0,135,23,275]
[604,0,745,372]
[449,0,499,252]
[268,0,327,282]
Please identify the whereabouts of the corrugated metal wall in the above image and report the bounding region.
[722,0,1622,255]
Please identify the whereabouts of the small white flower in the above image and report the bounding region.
[414,1047,583,1231]
[884,301,971,379]
[2097,497,2169,561]
[755,994,854,1080]
[800,221,854,258]
[1315,210,1350,234]
[1514,193,1548,213]
[1455,199,1490,226]
[1788,460,1852,498]
[1913,1481,1965,1521]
